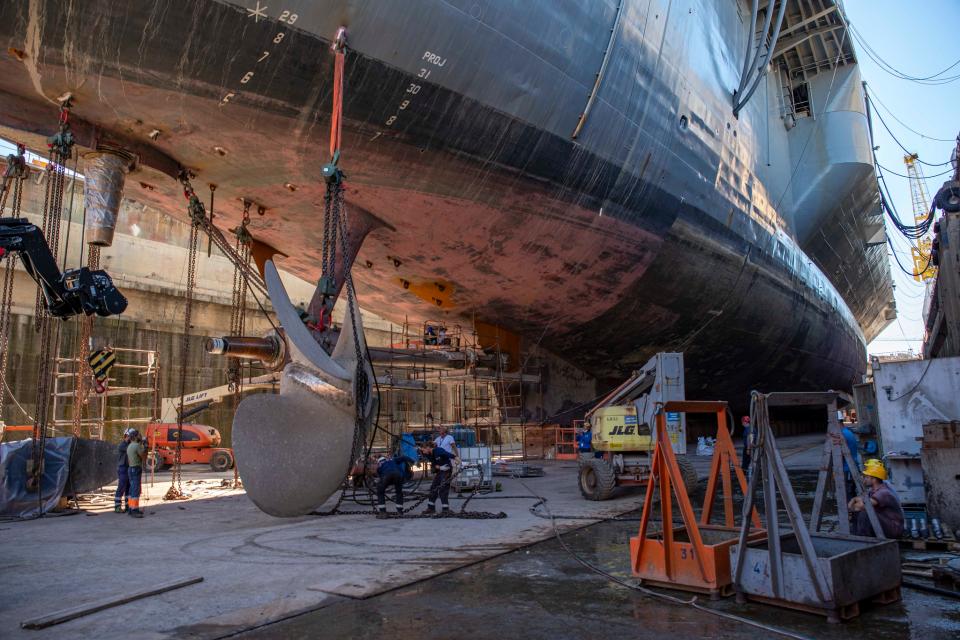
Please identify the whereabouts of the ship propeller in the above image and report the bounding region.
[231,260,374,517]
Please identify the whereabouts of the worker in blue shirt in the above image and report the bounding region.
[376,453,416,518]
[114,428,134,513]
[577,425,603,458]
[419,442,457,515]
[577,427,592,452]
[838,424,861,499]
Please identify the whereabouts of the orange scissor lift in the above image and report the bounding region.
[630,401,764,598]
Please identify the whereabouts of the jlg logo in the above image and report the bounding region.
[608,424,636,436]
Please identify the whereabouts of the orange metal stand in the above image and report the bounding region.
[630,401,763,598]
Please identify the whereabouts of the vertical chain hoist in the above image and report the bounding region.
[29,99,74,498]
[0,143,26,426]
[315,27,375,515]
[228,199,253,488]
[164,171,206,501]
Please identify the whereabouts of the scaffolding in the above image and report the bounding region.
[374,318,543,459]
[51,347,160,440]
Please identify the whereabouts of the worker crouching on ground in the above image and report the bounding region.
[420,442,457,516]
[114,428,133,513]
[126,430,147,519]
[849,459,904,538]
[376,453,415,519]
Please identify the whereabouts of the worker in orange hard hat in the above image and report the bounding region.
[849,459,904,538]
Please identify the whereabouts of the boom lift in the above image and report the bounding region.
[578,352,698,500]
[145,373,279,472]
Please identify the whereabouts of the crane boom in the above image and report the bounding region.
[160,373,279,423]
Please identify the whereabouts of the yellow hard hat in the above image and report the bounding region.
[862,459,887,481]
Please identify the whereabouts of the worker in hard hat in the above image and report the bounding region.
[375,452,416,519]
[114,428,134,513]
[126,430,147,519]
[849,459,904,538]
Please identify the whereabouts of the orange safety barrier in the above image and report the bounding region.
[630,401,763,598]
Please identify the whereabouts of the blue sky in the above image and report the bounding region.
[843,1,960,356]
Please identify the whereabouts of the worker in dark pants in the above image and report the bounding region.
[114,428,133,513]
[420,443,457,516]
[376,453,415,518]
[126,430,146,518]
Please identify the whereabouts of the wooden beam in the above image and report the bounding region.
[21,577,204,630]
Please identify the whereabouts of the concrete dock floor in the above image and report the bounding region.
[2,434,956,639]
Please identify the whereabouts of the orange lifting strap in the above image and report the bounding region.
[631,401,762,595]
[329,27,347,159]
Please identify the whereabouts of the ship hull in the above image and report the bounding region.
[0,0,889,401]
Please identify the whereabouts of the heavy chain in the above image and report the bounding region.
[71,247,100,437]
[178,174,267,302]
[34,103,73,333]
[0,145,25,426]
[0,257,16,424]
[318,464,507,519]
[310,177,372,516]
[31,102,74,504]
[336,187,369,455]
[228,201,253,489]
[166,176,202,501]
[229,201,252,342]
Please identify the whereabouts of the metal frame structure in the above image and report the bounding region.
[631,401,762,597]
[373,318,543,459]
[731,391,900,622]
[51,347,160,439]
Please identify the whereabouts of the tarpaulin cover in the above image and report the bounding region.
[0,437,74,518]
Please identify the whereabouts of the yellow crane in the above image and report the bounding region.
[904,153,938,282]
